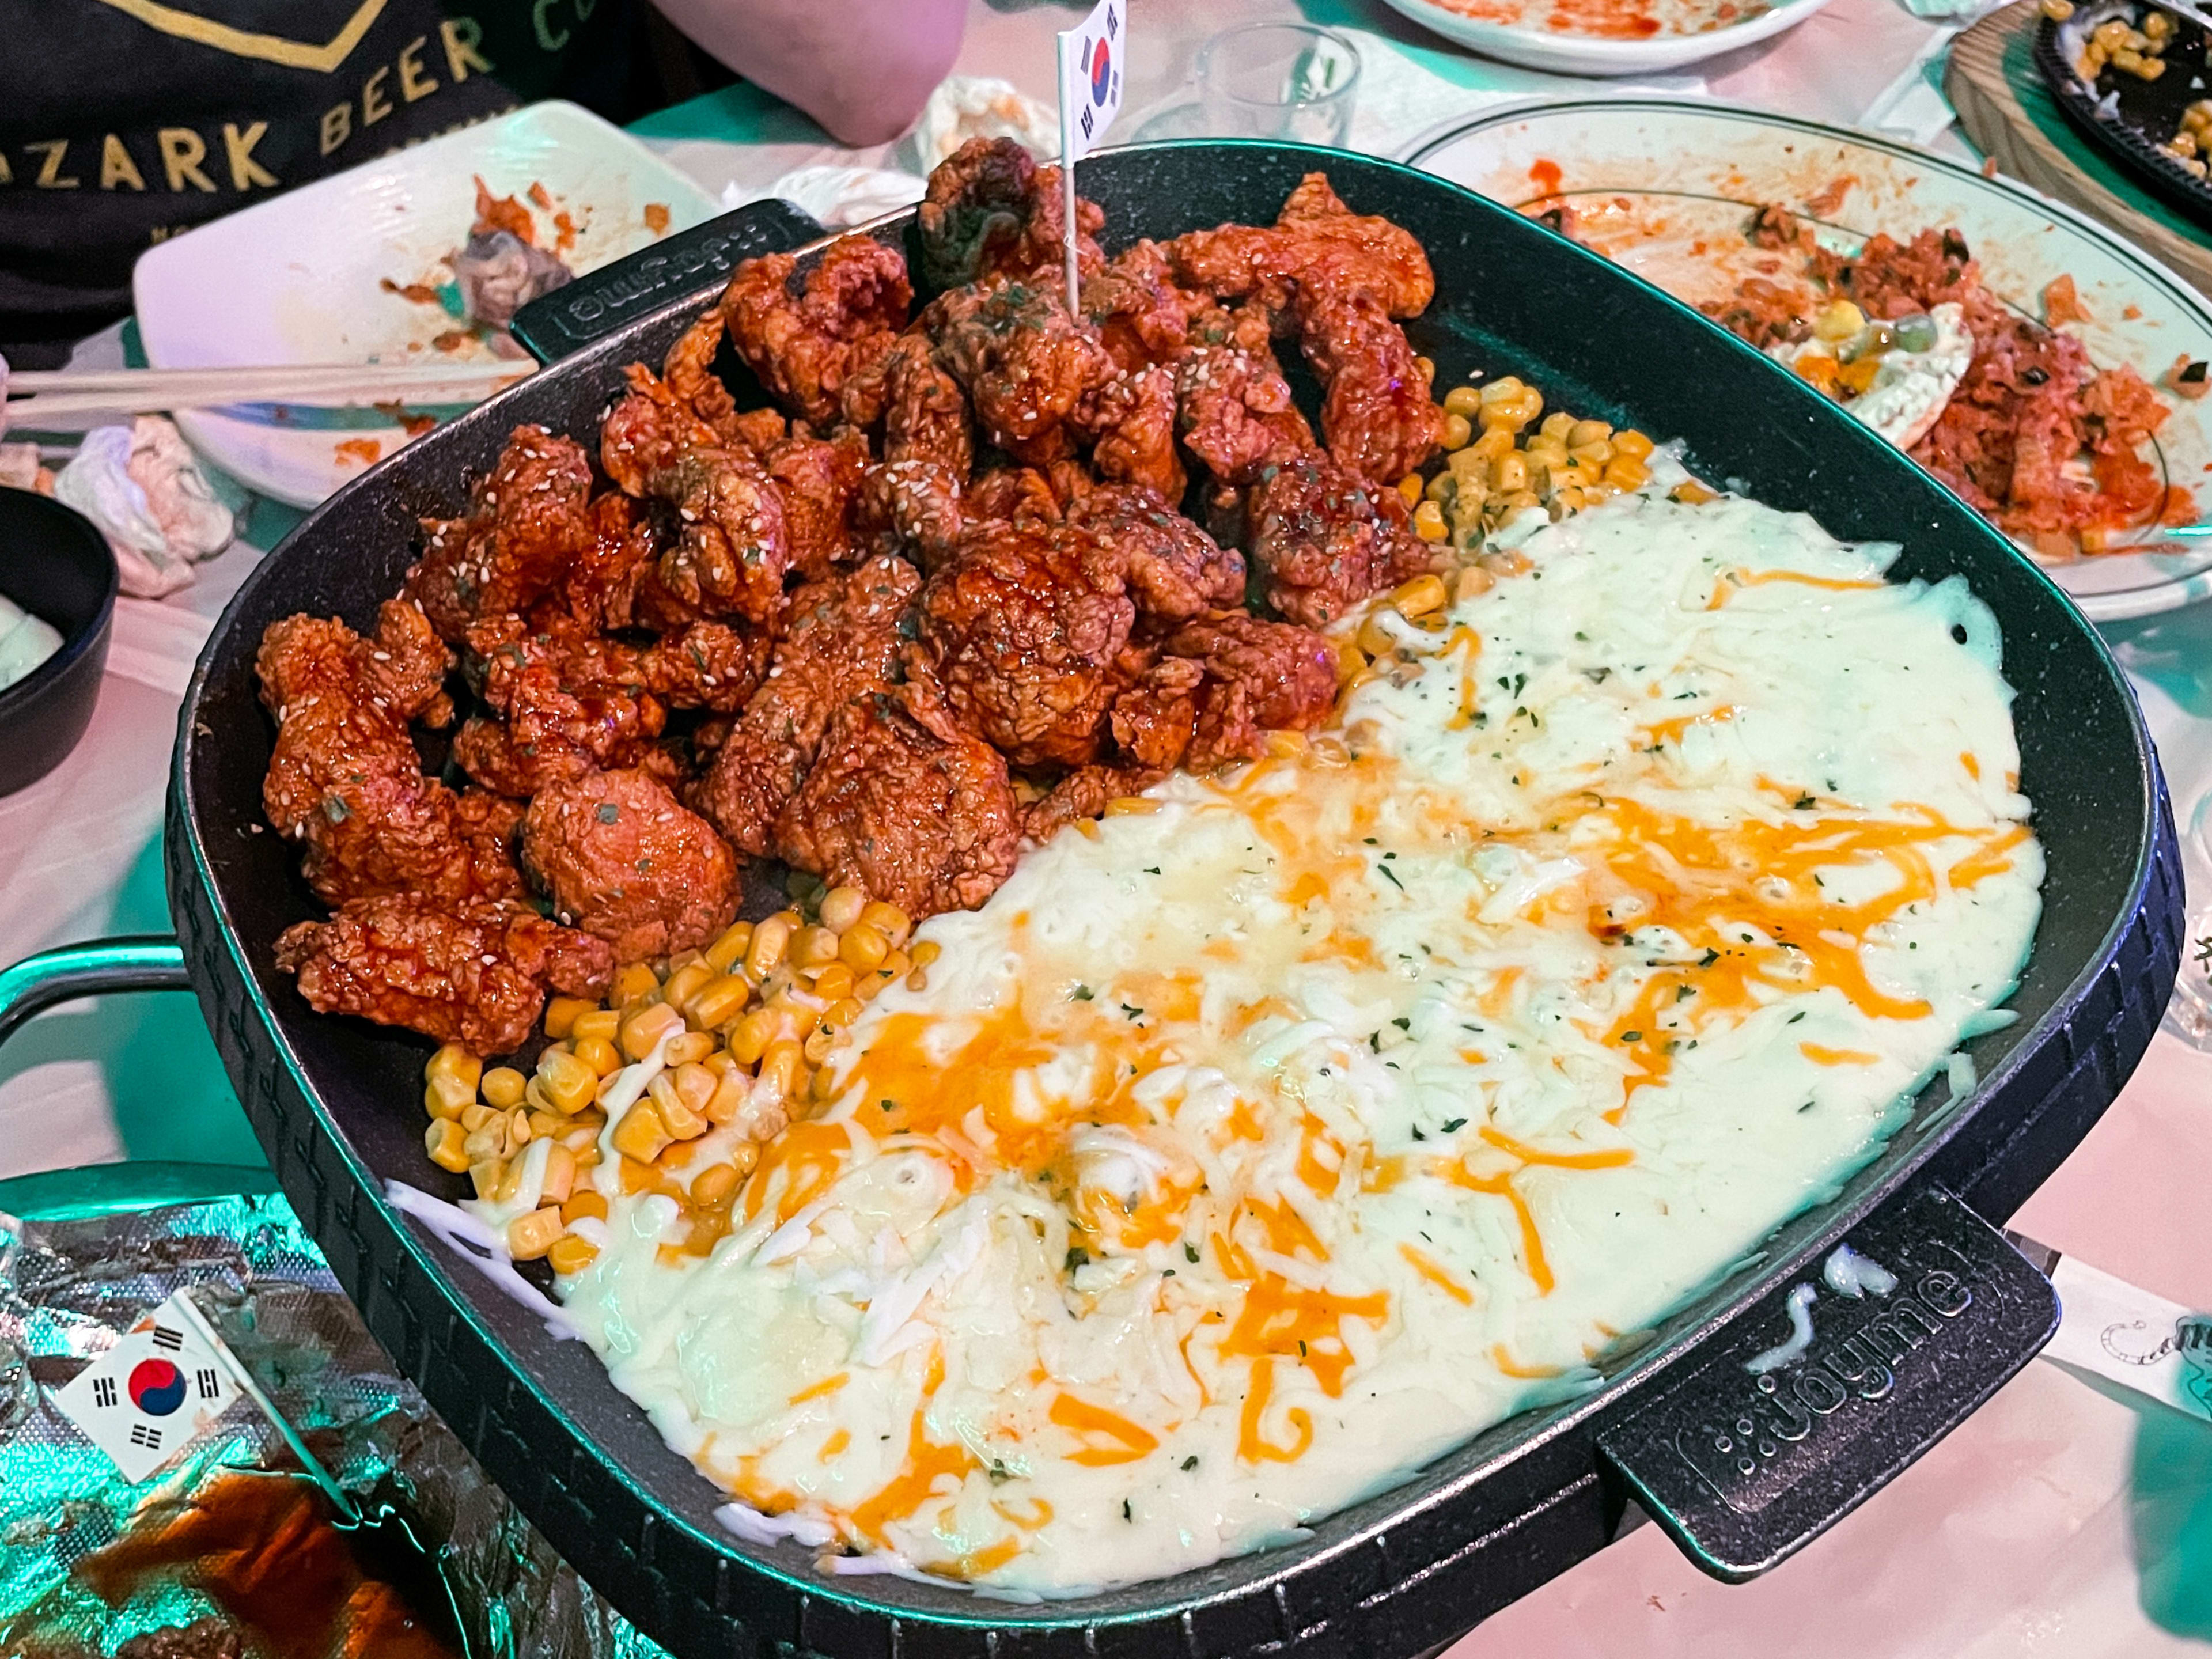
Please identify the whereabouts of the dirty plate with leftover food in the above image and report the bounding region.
[1411,96,2212,620]
[133,101,717,509]
[1376,0,1838,79]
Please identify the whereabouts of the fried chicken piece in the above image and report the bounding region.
[257,600,525,907]
[521,768,740,961]
[1168,610,1339,770]
[766,427,871,580]
[777,681,1020,918]
[1299,287,1444,486]
[916,137,1105,291]
[722,236,911,426]
[880,334,975,478]
[924,281,1116,464]
[965,466,1062,527]
[1167,173,1436,320]
[649,445,791,625]
[404,425,596,645]
[690,553,923,854]
[537,491,658,632]
[911,520,1134,768]
[1084,240,1204,373]
[454,617,767,797]
[1080,363,1187,503]
[855,460,967,569]
[1022,760,1171,843]
[275,896,612,1054]
[1175,344,1315,486]
[601,363,718,495]
[1063,484,1243,624]
[662,305,748,444]
[1249,453,1434,628]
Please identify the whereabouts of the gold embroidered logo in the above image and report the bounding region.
[88,0,388,72]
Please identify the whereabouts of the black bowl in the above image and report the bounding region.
[0,489,117,795]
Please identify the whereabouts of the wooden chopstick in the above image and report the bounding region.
[5,359,533,418]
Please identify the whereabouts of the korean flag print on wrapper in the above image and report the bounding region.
[1057,0,1126,162]
[50,1290,240,1483]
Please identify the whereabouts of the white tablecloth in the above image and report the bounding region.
[5,2,2209,1650]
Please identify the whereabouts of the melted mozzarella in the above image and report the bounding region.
[1770,302,1974,448]
[559,493,2041,1594]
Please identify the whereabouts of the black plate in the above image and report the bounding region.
[2035,3,2212,232]
[164,141,2180,1656]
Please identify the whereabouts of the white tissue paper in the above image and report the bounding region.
[901,75,1060,173]
[721,166,927,229]
[54,416,236,599]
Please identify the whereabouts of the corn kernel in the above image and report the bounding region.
[620,1000,686,1062]
[425,1118,472,1173]
[463,1123,507,1162]
[1672,479,1718,505]
[703,919,754,972]
[663,959,715,1013]
[706,1066,751,1125]
[729,1009,777,1066]
[543,997,593,1040]
[509,1108,533,1147]
[1476,375,1522,404]
[547,1235,600,1275]
[838,923,890,972]
[1605,453,1652,491]
[1495,453,1529,494]
[460,1101,498,1134]
[1384,574,1445,620]
[1569,440,1614,471]
[508,1207,564,1261]
[660,1031,712,1068]
[1414,355,1436,382]
[745,914,792,980]
[858,902,912,948]
[567,1036,616,1079]
[468,1159,505,1201]
[1443,384,1483,419]
[758,1040,804,1101]
[426,1041,482,1097]
[610,1101,672,1163]
[766,994,823,1044]
[425,1082,466,1122]
[570,1008,619,1045]
[472,1065,522,1109]
[1539,411,1577,442]
[910,941,941,969]
[1412,501,1448,543]
[528,1109,565,1141]
[534,1048,597,1114]
[562,1188,609,1224]
[823,996,865,1031]
[1105,795,1160,815]
[804,1028,836,1066]
[1358,611,1399,659]
[1454,563,1496,603]
[539,1142,578,1206]
[792,925,842,970]
[880,949,911,980]
[811,963,855,1002]
[1425,471,1456,504]
[817,887,868,934]
[688,972,753,1029]
[691,1161,742,1209]
[612,963,660,1006]
[1611,429,1654,461]
[650,1073,710,1139]
[1396,473,1423,507]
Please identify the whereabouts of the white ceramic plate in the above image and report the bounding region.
[133,101,718,509]
[1377,0,1836,77]
[1410,97,2212,621]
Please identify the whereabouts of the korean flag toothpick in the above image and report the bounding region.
[1055,0,1126,312]
[50,1290,240,1483]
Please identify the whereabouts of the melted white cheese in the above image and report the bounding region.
[558,492,2041,1594]
[1770,302,1974,449]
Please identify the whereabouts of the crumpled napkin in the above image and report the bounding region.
[898,74,1060,173]
[720,165,927,229]
[52,415,236,598]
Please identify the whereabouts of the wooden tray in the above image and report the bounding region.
[1948,0,2212,294]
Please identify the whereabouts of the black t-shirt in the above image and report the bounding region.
[0,0,645,359]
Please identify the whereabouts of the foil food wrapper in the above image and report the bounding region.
[0,1193,670,1659]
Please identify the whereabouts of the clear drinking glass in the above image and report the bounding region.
[1192,22,1362,147]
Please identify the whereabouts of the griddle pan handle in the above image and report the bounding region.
[509,199,830,365]
[1596,1183,2058,1582]
[0,937,189,1050]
